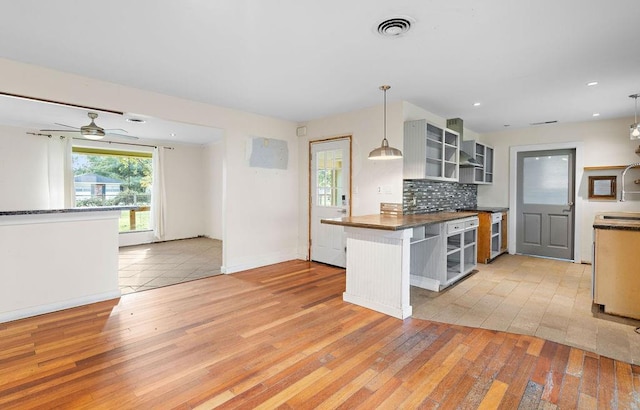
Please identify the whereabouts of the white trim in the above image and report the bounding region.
[223,249,299,274]
[0,290,121,324]
[343,292,413,319]
[509,141,584,263]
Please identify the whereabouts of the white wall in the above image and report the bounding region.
[0,58,299,273]
[203,140,224,240]
[478,117,640,263]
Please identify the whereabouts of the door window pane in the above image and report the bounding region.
[523,155,568,205]
[316,149,343,207]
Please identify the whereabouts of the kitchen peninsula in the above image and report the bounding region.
[322,211,478,319]
[0,207,125,323]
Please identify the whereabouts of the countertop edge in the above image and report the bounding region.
[321,211,479,231]
[0,206,139,216]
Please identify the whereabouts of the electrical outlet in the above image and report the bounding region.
[377,186,382,194]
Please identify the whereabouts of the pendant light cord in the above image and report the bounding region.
[383,87,387,142]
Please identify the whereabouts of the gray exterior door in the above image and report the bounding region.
[516,149,575,260]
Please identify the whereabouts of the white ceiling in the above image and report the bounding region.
[1,0,639,141]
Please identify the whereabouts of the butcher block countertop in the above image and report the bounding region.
[321,211,478,231]
[593,212,640,231]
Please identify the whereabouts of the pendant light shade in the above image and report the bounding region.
[369,85,403,160]
[631,94,640,140]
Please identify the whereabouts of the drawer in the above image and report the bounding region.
[491,213,503,223]
[447,221,465,234]
[465,219,479,229]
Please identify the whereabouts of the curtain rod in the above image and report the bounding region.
[26,132,174,149]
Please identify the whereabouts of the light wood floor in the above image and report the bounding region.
[1,261,638,409]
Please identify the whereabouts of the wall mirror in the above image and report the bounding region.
[588,175,617,200]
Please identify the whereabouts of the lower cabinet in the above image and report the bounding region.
[477,211,508,264]
[410,216,478,291]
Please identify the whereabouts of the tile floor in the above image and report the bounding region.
[118,237,222,294]
[411,253,640,365]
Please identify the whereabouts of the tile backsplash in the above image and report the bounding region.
[403,179,477,214]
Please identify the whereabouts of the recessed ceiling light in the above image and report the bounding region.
[587,81,598,86]
[473,102,481,107]
[592,113,600,117]
[126,118,146,124]
[170,133,176,137]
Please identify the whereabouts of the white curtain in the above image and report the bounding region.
[152,146,167,240]
[46,136,74,208]
[63,136,75,208]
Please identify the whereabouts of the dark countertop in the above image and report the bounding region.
[593,212,640,231]
[458,207,509,213]
[0,206,138,216]
[321,211,478,231]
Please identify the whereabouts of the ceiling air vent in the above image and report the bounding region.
[530,120,558,126]
[377,17,413,37]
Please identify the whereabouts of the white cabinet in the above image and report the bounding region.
[460,140,494,184]
[404,119,460,181]
[445,218,478,285]
[409,216,478,291]
[490,212,502,259]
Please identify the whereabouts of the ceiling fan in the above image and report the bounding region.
[42,112,138,140]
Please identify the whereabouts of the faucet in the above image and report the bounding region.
[620,162,640,201]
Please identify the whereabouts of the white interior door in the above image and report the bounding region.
[310,138,350,267]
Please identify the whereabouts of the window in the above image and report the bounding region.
[315,149,344,207]
[72,147,152,232]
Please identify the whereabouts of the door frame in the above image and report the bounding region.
[308,135,352,261]
[509,141,584,263]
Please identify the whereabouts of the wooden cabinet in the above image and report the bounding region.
[410,217,478,291]
[593,227,640,319]
[460,140,494,184]
[476,211,508,264]
[404,119,460,181]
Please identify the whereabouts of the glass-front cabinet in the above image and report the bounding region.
[460,140,494,184]
[404,119,460,182]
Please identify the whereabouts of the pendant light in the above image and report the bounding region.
[630,93,640,140]
[368,85,403,160]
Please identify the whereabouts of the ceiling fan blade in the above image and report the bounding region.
[104,128,129,133]
[54,122,80,130]
[41,129,81,133]
[106,132,139,140]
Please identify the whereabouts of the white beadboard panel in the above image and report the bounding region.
[343,227,412,319]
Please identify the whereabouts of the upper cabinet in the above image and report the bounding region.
[460,140,494,184]
[403,119,460,181]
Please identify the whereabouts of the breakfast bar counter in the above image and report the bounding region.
[0,207,128,323]
[322,211,478,319]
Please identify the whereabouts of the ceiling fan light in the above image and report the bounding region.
[82,127,105,140]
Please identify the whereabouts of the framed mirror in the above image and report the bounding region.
[588,175,617,200]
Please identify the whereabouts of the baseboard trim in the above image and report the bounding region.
[0,290,121,324]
